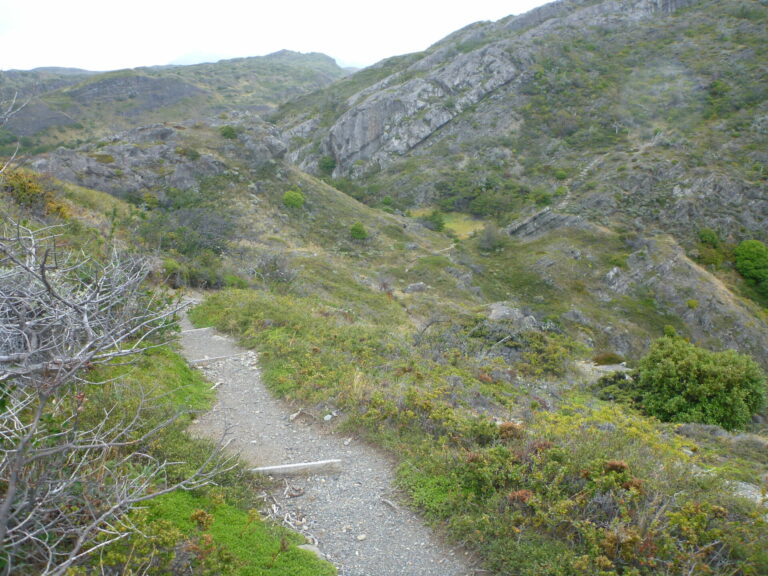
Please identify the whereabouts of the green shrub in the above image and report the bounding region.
[697,228,721,248]
[419,210,445,232]
[477,222,505,251]
[591,371,639,404]
[349,221,368,240]
[734,239,768,297]
[592,351,625,365]
[318,155,336,177]
[636,336,766,430]
[176,146,201,160]
[223,274,248,289]
[219,125,239,139]
[282,189,305,209]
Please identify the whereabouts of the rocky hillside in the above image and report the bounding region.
[23,0,768,370]
[266,0,768,365]
[0,51,346,152]
[6,2,768,574]
[276,0,766,239]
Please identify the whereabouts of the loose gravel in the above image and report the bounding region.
[179,314,477,576]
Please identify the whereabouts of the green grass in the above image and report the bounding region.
[411,208,487,239]
[140,491,335,576]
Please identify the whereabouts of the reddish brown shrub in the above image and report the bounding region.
[604,460,630,473]
[507,489,534,504]
[498,421,525,439]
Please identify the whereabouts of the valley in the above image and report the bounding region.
[1,0,767,574]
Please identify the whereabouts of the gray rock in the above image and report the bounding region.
[30,119,281,199]
[488,303,525,322]
[297,544,324,559]
[404,282,428,293]
[285,0,698,178]
[505,208,589,241]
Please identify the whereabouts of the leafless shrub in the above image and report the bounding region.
[252,251,297,284]
[0,216,229,575]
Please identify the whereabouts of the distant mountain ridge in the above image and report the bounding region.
[0,50,347,147]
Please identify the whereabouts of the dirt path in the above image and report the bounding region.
[179,313,476,576]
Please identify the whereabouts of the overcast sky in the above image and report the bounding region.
[0,0,549,71]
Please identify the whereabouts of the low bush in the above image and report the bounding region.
[72,349,334,575]
[592,351,625,365]
[190,290,768,575]
[219,125,240,139]
[636,335,766,431]
[350,221,368,240]
[282,189,305,209]
[734,239,768,298]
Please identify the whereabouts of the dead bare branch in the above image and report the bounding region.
[0,214,231,574]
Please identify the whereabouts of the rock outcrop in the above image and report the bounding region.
[285,0,703,177]
[31,119,285,199]
[604,237,768,368]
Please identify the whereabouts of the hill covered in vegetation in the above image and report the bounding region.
[2,0,767,574]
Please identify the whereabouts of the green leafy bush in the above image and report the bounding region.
[734,239,768,297]
[419,210,445,231]
[636,336,766,430]
[282,189,305,209]
[349,221,368,240]
[698,228,721,248]
[318,155,336,176]
[219,125,239,139]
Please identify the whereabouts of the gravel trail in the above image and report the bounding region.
[179,314,476,576]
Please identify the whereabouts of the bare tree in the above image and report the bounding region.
[0,216,228,575]
[1,92,28,175]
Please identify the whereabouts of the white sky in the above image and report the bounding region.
[0,0,549,71]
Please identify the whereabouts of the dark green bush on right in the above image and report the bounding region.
[734,239,768,297]
[636,335,766,430]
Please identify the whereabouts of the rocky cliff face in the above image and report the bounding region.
[31,124,222,199]
[603,237,768,364]
[286,0,703,177]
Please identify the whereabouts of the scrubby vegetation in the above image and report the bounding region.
[191,287,768,576]
[735,240,768,300]
[0,179,333,574]
[65,351,333,576]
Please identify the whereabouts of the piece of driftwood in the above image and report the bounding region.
[188,353,248,366]
[252,459,343,477]
[180,327,215,334]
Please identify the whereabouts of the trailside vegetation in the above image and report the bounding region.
[191,289,768,576]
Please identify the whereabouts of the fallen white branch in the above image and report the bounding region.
[252,459,343,477]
